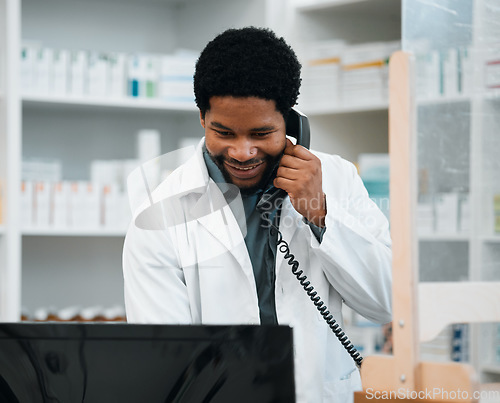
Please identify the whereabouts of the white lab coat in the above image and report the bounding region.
[123,139,392,403]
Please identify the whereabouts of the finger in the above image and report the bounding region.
[279,154,307,169]
[284,138,314,160]
[276,165,301,180]
[284,138,295,154]
[273,176,294,193]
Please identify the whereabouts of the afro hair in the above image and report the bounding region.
[194,26,301,118]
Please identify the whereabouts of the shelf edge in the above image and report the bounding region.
[22,94,198,112]
[418,233,470,242]
[302,101,388,116]
[21,228,127,237]
[296,0,370,12]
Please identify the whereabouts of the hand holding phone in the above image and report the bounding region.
[274,139,326,227]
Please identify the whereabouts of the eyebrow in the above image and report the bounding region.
[210,121,277,132]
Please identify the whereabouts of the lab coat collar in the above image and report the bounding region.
[175,138,211,196]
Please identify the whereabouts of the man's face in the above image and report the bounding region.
[201,96,286,193]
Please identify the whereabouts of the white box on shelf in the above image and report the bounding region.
[117,190,132,230]
[458,193,470,233]
[102,184,121,229]
[417,202,435,234]
[20,181,34,229]
[122,159,140,189]
[429,50,441,98]
[80,182,100,229]
[108,52,127,98]
[444,48,459,97]
[91,160,122,186]
[458,47,473,95]
[51,49,69,96]
[340,41,400,105]
[20,42,39,94]
[159,53,196,103]
[485,57,500,90]
[34,47,53,96]
[137,129,161,162]
[300,62,341,109]
[416,50,441,100]
[416,53,431,100]
[87,52,108,98]
[103,183,131,231]
[68,181,83,228]
[51,181,71,229]
[298,40,344,110]
[91,159,139,194]
[69,50,87,97]
[34,182,51,228]
[435,193,459,234]
[22,159,62,182]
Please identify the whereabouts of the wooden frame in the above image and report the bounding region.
[354,51,500,403]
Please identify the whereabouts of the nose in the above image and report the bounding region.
[227,137,257,162]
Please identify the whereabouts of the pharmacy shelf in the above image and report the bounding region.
[21,228,127,237]
[302,101,388,116]
[417,95,471,107]
[418,233,470,242]
[482,364,500,375]
[481,235,500,243]
[295,0,399,14]
[22,94,198,113]
[485,90,500,101]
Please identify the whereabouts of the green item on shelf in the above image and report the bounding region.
[494,195,500,234]
[494,194,500,211]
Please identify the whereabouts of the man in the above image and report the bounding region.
[123,27,392,402]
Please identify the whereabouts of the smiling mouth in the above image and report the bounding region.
[223,161,265,180]
[226,162,263,171]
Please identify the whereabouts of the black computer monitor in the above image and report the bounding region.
[0,323,295,402]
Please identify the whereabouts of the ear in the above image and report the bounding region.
[199,110,205,129]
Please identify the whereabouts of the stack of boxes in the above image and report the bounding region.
[20,129,163,232]
[341,41,400,106]
[298,40,400,110]
[20,43,197,103]
[415,47,473,100]
[20,168,132,232]
[416,192,470,236]
[298,40,343,110]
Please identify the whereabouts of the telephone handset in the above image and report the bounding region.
[257,107,364,368]
[256,108,310,213]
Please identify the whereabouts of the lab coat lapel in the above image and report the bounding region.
[193,188,256,288]
[185,143,254,288]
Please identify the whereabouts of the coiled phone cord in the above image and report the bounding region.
[272,226,364,368]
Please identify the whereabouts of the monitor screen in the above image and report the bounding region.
[0,323,295,403]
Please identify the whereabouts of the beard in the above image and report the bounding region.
[209,152,283,196]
